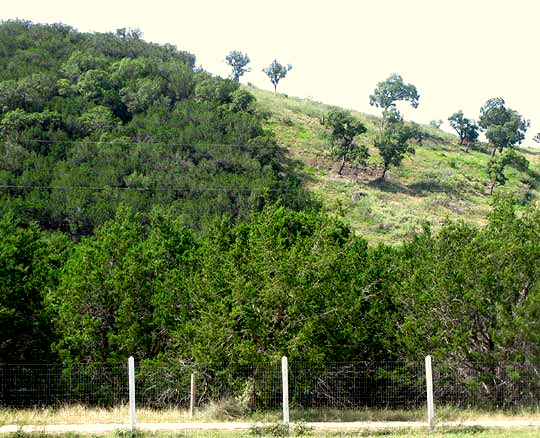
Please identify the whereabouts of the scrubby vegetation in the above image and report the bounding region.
[1,21,540,378]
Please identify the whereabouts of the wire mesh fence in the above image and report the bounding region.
[289,362,426,409]
[0,359,539,425]
[434,361,540,410]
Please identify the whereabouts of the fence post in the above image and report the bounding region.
[189,372,196,417]
[425,355,435,429]
[128,356,136,432]
[281,356,290,429]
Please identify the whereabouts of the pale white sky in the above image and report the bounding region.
[3,0,540,142]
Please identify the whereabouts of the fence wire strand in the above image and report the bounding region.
[0,360,539,424]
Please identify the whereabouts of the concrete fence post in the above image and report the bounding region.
[189,372,196,417]
[281,356,290,429]
[425,355,435,429]
[128,356,136,432]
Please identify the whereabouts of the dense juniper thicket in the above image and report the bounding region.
[1,21,540,370]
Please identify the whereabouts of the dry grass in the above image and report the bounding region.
[1,404,539,426]
[249,87,540,245]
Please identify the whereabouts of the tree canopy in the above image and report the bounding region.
[262,60,292,93]
[448,110,479,149]
[369,73,419,111]
[225,51,251,82]
[369,74,419,179]
[321,108,368,175]
[479,97,529,156]
[0,21,312,240]
[1,20,540,377]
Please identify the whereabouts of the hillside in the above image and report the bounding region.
[2,21,540,370]
[250,87,540,244]
[0,21,314,239]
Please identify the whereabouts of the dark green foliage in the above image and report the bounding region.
[322,108,368,175]
[370,74,419,179]
[392,198,540,363]
[50,207,197,362]
[373,109,416,180]
[0,20,310,239]
[0,212,71,363]
[479,97,529,156]
[47,204,404,365]
[448,110,479,148]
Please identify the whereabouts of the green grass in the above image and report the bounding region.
[249,87,540,245]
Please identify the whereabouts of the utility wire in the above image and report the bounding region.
[0,184,297,193]
[1,138,277,149]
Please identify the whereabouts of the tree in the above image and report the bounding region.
[393,199,540,364]
[322,108,368,175]
[373,109,415,180]
[479,97,529,156]
[369,73,419,111]
[0,213,71,362]
[225,51,251,82]
[262,59,292,93]
[430,119,443,129]
[448,110,479,150]
[369,74,419,179]
[487,149,529,195]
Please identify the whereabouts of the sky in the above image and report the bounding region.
[3,0,540,143]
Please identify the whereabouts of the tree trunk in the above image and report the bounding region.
[338,157,345,175]
[489,179,496,195]
[380,164,388,181]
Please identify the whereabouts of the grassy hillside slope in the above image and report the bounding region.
[250,87,540,244]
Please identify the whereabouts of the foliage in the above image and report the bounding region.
[393,198,540,363]
[262,60,292,93]
[2,21,540,377]
[0,21,312,239]
[225,51,251,82]
[448,110,479,149]
[373,109,416,180]
[369,73,419,111]
[478,97,529,156]
[370,74,419,179]
[50,207,199,362]
[321,108,368,175]
[0,212,71,362]
[430,119,443,129]
[487,149,529,195]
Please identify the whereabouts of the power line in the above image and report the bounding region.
[1,138,278,149]
[0,184,296,193]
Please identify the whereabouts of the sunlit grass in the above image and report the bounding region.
[2,405,539,426]
[248,87,540,245]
